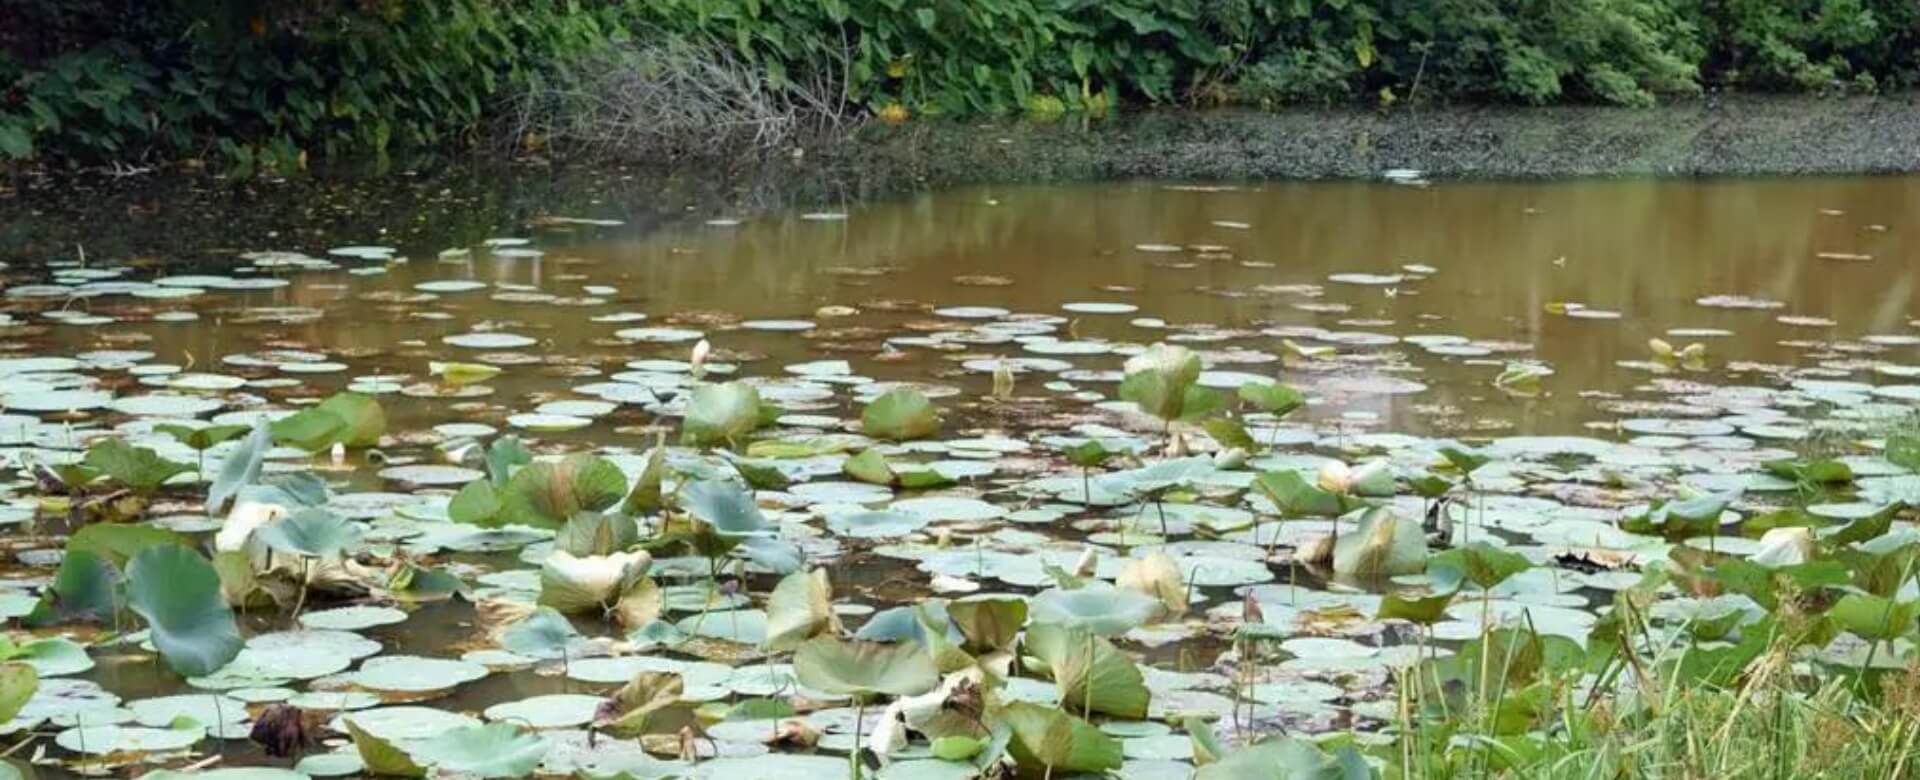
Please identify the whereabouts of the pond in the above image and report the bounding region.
[2,174,1919,778]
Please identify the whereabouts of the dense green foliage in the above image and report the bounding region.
[4,0,1919,164]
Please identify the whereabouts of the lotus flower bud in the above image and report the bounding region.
[690,339,711,379]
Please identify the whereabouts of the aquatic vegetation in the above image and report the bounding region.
[5,189,1920,780]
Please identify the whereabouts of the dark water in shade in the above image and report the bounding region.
[6,173,1919,771]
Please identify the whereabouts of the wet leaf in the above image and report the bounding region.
[256,508,362,558]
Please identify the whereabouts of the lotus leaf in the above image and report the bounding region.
[126,544,244,677]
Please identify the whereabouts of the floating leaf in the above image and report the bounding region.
[498,607,583,659]
[408,723,547,778]
[1029,585,1158,635]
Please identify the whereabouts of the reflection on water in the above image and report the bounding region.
[41,175,1909,439]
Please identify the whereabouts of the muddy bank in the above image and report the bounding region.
[845,94,1920,182]
[2,94,1916,267]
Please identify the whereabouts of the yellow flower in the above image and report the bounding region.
[887,57,912,78]
[877,102,911,125]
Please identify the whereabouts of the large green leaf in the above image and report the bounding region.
[270,392,387,451]
[763,568,835,652]
[862,388,941,441]
[1332,507,1428,577]
[448,479,504,526]
[1029,585,1159,636]
[1253,470,1368,517]
[154,423,251,452]
[345,719,426,777]
[1118,344,1203,423]
[621,436,668,514]
[84,438,192,494]
[0,663,36,723]
[1831,593,1920,641]
[680,479,774,537]
[1001,701,1122,776]
[27,549,120,626]
[484,436,532,487]
[498,607,584,659]
[1193,736,1372,779]
[844,449,896,486]
[1023,623,1149,718]
[206,420,270,515]
[125,544,243,677]
[497,455,628,529]
[67,524,190,569]
[408,724,548,777]
[555,512,639,557]
[791,636,939,701]
[255,508,362,558]
[1238,382,1305,417]
[946,597,1027,653]
[1427,542,1531,591]
[682,382,766,447]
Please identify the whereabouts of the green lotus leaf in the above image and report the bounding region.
[1029,585,1158,636]
[1023,623,1149,719]
[862,388,941,441]
[1001,700,1122,776]
[84,438,192,494]
[0,663,36,722]
[680,479,773,537]
[1427,542,1532,592]
[791,636,939,701]
[497,454,628,529]
[271,392,387,451]
[763,568,836,652]
[1332,507,1428,578]
[206,420,270,515]
[844,449,896,486]
[126,544,243,678]
[682,381,766,447]
[1238,382,1305,417]
[68,524,190,569]
[26,548,119,626]
[255,508,362,559]
[555,512,639,557]
[409,723,547,778]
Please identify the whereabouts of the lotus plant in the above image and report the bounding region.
[1119,344,1223,456]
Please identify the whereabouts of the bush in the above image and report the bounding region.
[1,0,624,168]
[2,0,1918,166]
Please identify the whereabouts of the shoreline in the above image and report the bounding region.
[2,94,1917,267]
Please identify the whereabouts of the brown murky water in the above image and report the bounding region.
[45,175,1916,440]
